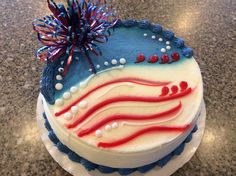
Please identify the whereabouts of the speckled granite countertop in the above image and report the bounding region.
[0,0,236,175]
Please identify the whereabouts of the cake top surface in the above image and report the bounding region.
[34,0,202,153]
[33,0,194,102]
[52,25,193,99]
[46,59,202,152]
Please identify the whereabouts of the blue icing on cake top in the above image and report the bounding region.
[54,25,190,99]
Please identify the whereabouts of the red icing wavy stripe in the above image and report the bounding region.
[97,125,192,148]
[55,78,170,117]
[67,88,192,129]
[77,102,182,137]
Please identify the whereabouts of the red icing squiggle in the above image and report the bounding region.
[77,102,182,137]
[55,78,170,117]
[97,124,192,148]
[67,88,192,129]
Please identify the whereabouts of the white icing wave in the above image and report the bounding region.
[79,65,124,89]
[97,82,134,98]
[121,106,183,126]
[75,102,173,130]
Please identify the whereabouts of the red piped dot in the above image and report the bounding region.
[161,54,169,64]
[161,86,169,96]
[135,54,145,63]
[171,52,180,62]
[171,85,178,94]
[148,55,159,63]
[180,81,188,91]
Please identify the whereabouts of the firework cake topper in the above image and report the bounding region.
[33,0,117,75]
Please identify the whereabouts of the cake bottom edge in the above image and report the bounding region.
[41,110,199,175]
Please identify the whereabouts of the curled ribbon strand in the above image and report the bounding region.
[33,0,117,75]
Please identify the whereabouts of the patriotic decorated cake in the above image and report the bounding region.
[34,0,203,175]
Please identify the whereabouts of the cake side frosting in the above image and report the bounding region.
[42,109,200,174]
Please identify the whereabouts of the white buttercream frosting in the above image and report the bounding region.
[43,58,203,168]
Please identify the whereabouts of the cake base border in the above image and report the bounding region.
[36,94,206,176]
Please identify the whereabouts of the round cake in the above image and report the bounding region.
[34,0,204,175]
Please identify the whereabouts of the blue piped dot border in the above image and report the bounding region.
[42,112,198,175]
[115,19,193,58]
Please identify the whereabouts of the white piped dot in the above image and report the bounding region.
[158,38,163,42]
[89,68,92,72]
[166,45,171,50]
[56,75,63,80]
[79,100,88,109]
[111,59,117,65]
[80,81,87,88]
[105,125,112,131]
[75,56,79,60]
[96,65,100,69]
[111,122,118,129]
[161,48,166,53]
[61,61,64,65]
[95,130,102,138]
[55,83,63,90]
[58,68,64,73]
[166,41,170,45]
[63,92,71,99]
[55,99,63,106]
[143,33,147,37]
[71,106,78,114]
[151,35,156,39]
[64,112,72,120]
[104,61,109,66]
[119,58,126,65]
[70,86,78,93]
